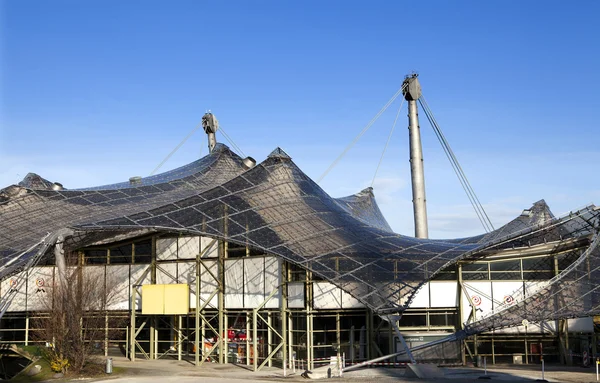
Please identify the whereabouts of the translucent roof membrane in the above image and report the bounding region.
[1,145,599,314]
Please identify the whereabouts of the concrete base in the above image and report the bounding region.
[302,364,341,379]
[404,364,444,379]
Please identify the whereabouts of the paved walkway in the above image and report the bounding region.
[91,356,600,383]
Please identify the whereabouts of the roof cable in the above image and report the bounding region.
[318,83,408,184]
[371,98,405,188]
[419,95,495,232]
[150,120,204,176]
[219,126,246,158]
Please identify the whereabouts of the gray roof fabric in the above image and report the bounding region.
[1,145,599,314]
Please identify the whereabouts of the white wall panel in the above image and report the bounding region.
[493,321,556,335]
[179,236,200,259]
[199,260,218,309]
[287,282,305,308]
[178,262,197,309]
[178,262,196,284]
[313,282,342,309]
[491,281,524,310]
[225,259,244,308]
[106,265,130,310]
[264,257,281,309]
[461,281,492,324]
[200,237,218,258]
[1,272,27,311]
[27,267,54,311]
[244,257,265,308]
[131,265,151,310]
[156,263,178,285]
[408,283,430,308]
[430,281,458,308]
[156,237,177,261]
[341,289,364,308]
[2,272,27,311]
[82,266,106,311]
[524,280,549,298]
[567,317,594,333]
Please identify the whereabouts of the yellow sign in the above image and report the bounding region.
[142,284,189,315]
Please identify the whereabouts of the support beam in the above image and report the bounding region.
[281,264,288,374]
[252,285,285,372]
[195,250,201,366]
[342,333,458,373]
[402,73,428,238]
[387,315,416,364]
[218,239,225,364]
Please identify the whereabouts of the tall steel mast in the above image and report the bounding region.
[202,112,219,153]
[403,74,429,238]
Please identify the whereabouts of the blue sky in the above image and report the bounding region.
[1,1,599,238]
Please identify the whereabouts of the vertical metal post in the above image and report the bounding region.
[201,314,206,361]
[246,312,251,366]
[149,318,155,359]
[154,323,159,360]
[288,309,293,372]
[565,320,571,365]
[105,313,109,357]
[219,208,228,364]
[125,325,129,359]
[593,334,598,365]
[483,356,487,375]
[308,309,313,370]
[195,251,200,366]
[388,318,393,355]
[366,310,371,360]
[281,264,288,374]
[218,238,225,364]
[306,270,313,371]
[224,313,229,364]
[457,264,466,365]
[25,316,29,346]
[130,288,136,362]
[541,359,545,381]
[150,237,157,360]
[267,312,273,367]
[178,316,183,361]
[402,74,428,238]
[253,309,258,371]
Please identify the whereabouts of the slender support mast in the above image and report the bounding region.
[202,112,219,153]
[403,74,429,238]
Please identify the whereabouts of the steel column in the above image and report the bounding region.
[403,74,428,238]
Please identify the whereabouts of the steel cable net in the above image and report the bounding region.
[1,144,599,315]
[463,227,600,336]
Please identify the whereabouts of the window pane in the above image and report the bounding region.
[134,239,152,264]
[489,260,520,272]
[399,314,427,327]
[85,249,107,265]
[522,257,552,271]
[523,271,553,280]
[490,271,521,280]
[463,263,488,272]
[110,244,132,264]
[463,272,489,280]
[429,312,457,327]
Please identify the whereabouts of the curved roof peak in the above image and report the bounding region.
[355,187,374,197]
[18,173,57,190]
[334,186,393,232]
[267,147,291,160]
